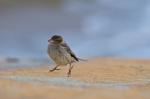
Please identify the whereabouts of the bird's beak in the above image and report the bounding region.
[48,39,54,43]
[48,39,51,42]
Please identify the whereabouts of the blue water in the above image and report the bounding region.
[1,75,150,89]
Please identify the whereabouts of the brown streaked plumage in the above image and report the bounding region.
[47,35,79,77]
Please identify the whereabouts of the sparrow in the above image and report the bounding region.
[47,35,79,77]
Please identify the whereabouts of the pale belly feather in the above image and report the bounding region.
[48,44,74,65]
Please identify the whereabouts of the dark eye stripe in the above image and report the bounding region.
[56,39,61,41]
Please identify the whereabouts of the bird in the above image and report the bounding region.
[47,35,79,77]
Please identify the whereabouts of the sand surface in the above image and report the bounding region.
[0,58,150,99]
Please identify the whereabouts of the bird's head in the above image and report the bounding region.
[48,35,63,44]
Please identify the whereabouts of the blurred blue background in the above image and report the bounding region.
[0,0,150,60]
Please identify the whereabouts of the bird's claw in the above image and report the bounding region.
[49,68,60,72]
[67,70,71,77]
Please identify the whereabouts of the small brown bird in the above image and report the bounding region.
[47,35,79,77]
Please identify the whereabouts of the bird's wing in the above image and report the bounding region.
[60,42,79,61]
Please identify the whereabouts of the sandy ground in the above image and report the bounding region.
[0,58,150,99]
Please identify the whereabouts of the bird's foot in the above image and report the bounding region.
[67,72,71,77]
[67,65,73,77]
[49,67,60,72]
[67,69,72,77]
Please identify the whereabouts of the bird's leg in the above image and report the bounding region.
[67,64,74,77]
[49,65,60,72]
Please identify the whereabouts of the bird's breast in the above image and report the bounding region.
[47,44,73,65]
